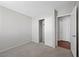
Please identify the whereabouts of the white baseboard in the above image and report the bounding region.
[0,41,31,53]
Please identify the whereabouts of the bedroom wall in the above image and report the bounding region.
[0,6,32,52]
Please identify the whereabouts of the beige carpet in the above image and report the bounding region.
[0,41,73,57]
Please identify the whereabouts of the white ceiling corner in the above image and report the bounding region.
[0,1,76,17]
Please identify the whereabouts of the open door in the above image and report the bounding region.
[70,6,77,57]
[39,19,45,43]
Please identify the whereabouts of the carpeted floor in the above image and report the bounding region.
[0,41,73,57]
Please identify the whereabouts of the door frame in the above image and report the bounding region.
[55,6,78,56]
[56,14,71,47]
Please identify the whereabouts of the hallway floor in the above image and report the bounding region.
[0,41,73,57]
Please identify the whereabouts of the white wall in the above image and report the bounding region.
[32,9,56,48]
[0,6,32,52]
[58,16,71,42]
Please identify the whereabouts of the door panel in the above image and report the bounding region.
[70,6,77,57]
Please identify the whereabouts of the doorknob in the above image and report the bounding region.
[72,35,76,37]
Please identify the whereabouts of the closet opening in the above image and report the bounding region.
[57,15,71,49]
[39,19,45,44]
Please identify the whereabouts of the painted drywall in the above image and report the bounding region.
[0,6,32,51]
[58,16,71,42]
[32,9,56,48]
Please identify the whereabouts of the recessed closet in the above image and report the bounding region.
[57,15,71,49]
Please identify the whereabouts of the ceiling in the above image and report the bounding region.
[0,1,76,17]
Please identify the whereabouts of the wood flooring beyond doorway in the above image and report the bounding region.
[58,40,71,49]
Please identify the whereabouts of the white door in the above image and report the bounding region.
[70,6,77,57]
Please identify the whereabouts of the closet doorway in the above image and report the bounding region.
[39,19,45,44]
[57,15,71,49]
